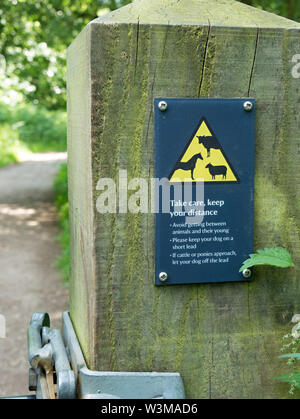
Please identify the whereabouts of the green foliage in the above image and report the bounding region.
[239,247,294,272]
[280,353,300,360]
[0,0,131,109]
[55,202,70,284]
[0,0,298,110]
[14,105,67,152]
[278,321,300,396]
[53,162,69,283]
[0,102,66,153]
[0,123,22,167]
[242,0,300,21]
[53,161,68,206]
[276,373,300,395]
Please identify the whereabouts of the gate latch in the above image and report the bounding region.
[28,312,76,399]
[26,311,185,399]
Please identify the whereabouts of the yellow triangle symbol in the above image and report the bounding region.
[169,118,239,183]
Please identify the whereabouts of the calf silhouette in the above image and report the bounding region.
[173,153,203,180]
[197,135,220,157]
[205,163,227,179]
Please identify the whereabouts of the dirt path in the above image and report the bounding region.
[0,153,69,397]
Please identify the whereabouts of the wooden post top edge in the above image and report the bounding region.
[94,0,300,29]
[87,19,300,33]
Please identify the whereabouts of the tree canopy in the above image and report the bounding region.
[0,0,298,110]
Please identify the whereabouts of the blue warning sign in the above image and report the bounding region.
[154,98,255,285]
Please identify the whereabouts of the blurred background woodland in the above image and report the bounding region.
[0,0,299,280]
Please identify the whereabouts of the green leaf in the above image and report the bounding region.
[239,247,294,272]
[279,353,300,360]
[276,374,294,384]
[276,372,300,386]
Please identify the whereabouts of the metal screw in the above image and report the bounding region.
[242,268,252,278]
[158,101,168,112]
[243,101,253,112]
[159,272,168,282]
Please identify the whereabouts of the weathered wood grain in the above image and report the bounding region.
[67,25,96,364]
[67,0,300,398]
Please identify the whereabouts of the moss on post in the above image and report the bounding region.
[67,0,300,398]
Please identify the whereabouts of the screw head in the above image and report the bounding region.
[242,268,252,279]
[158,101,168,112]
[159,272,168,282]
[243,101,253,112]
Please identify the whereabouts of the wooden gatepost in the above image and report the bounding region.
[67,0,300,398]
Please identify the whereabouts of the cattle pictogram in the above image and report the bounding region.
[169,117,239,183]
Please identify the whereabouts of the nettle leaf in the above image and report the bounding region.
[279,353,300,360]
[239,247,294,273]
[276,374,293,384]
[276,372,300,386]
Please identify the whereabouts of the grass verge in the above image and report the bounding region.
[53,162,70,284]
[0,123,29,167]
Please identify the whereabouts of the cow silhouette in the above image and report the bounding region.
[173,153,203,180]
[205,163,227,179]
[197,135,220,157]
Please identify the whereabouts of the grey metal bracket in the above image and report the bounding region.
[27,312,76,399]
[62,311,186,399]
[25,311,185,399]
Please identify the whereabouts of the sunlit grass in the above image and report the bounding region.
[0,123,31,167]
[0,102,67,167]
